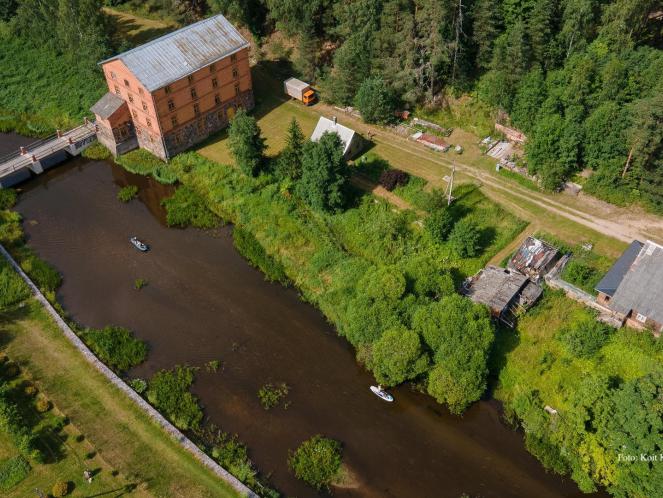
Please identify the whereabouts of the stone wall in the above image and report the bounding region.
[0,243,257,498]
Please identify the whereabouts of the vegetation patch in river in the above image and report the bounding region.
[257,382,290,410]
[288,435,342,492]
[117,185,139,203]
[161,186,220,229]
[80,325,148,373]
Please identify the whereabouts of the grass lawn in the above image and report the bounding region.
[104,7,178,46]
[0,301,239,498]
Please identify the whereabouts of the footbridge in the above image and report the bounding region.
[0,121,98,188]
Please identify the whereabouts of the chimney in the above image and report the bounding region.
[332,116,337,126]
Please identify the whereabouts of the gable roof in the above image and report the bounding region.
[595,240,644,296]
[608,240,663,324]
[90,92,126,120]
[311,117,356,156]
[100,14,249,92]
[461,265,529,313]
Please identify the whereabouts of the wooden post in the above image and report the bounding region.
[56,129,62,138]
[20,146,27,155]
[622,146,634,179]
[31,155,37,163]
[84,117,89,125]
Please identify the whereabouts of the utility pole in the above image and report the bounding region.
[445,160,456,206]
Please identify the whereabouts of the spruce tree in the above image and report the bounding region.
[228,110,267,177]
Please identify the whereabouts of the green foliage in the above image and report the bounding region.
[80,326,148,372]
[354,77,396,124]
[368,327,428,386]
[557,316,613,357]
[232,226,288,284]
[18,250,61,293]
[288,435,342,491]
[414,295,494,414]
[129,378,147,394]
[133,278,147,290]
[257,382,289,410]
[0,189,17,210]
[296,132,349,212]
[51,480,69,497]
[161,186,220,229]
[425,209,455,243]
[115,149,164,176]
[0,456,30,491]
[203,427,258,486]
[0,384,40,460]
[274,118,304,181]
[561,260,598,293]
[448,218,481,257]
[81,142,111,160]
[117,185,139,203]
[147,365,203,430]
[228,109,266,176]
[0,209,24,247]
[0,259,30,309]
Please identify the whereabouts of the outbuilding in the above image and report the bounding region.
[311,116,362,159]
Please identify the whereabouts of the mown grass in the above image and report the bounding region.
[0,301,240,498]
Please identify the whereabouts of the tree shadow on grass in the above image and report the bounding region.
[484,324,521,398]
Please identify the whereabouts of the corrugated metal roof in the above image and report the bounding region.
[461,265,528,313]
[90,92,126,119]
[608,240,663,324]
[311,117,356,156]
[100,14,249,92]
[595,240,643,296]
[508,236,559,277]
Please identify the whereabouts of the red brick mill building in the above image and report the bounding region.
[91,14,254,160]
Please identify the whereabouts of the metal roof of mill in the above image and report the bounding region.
[100,14,249,92]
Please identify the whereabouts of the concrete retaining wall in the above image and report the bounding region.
[0,243,258,498]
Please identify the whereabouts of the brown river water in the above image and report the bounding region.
[2,135,594,498]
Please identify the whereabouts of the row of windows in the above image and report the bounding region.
[110,71,145,95]
[168,90,238,128]
[164,63,240,95]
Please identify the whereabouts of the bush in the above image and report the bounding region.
[448,218,481,257]
[35,397,51,413]
[257,383,289,410]
[147,366,202,430]
[18,251,61,292]
[562,260,598,291]
[161,186,220,229]
[129,378,147,394]
[116,149,164,176]
[81,326,148,372]
[557,317,613,357]
[232,226,288,284]
[368,327,429,386]
[117,185,138,202]
[0,261,30,309]
[378,169,409,191]
[0,456,30,491]
[425,209,455,242]
[23,384,37,396]
[0,189,17,210]
[51,480,69,497]
[354,77,396,124]
[134,278,147,290]
[3,362,19,378]
[288,435,342,491]
[81,142,111,160]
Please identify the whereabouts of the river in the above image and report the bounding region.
[2,135,591,498]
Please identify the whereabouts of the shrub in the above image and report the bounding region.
[117,185,138,202]
[81,326,148,372]
[129,378,147,394]
[153,164,178,185]
[257,383,289,410]
[288,435,342,491]
[228,109,266,176]
[448,218,481,257]
[562,260,598,291]
[24,385,37,396]
[232,226,288,284]
[0,456,30,491]
[425,209,455,242]
[116,149,164,176]
[134,278,147,290]
[18,251,61,292]
[51,480,69,497]
[161,186,220,229]
[3,362,19,378]
[0,210,24,246]
[35,397,51,413]
[378,169,409,191]
[557,316,613,357]
[81,142,111,160]
[0,189,17,209]
[208,431,257,485]
[0,262,30,309]
[147,366,202,430]
[354,77,396,124]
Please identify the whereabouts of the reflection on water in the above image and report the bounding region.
[10,142,594,498]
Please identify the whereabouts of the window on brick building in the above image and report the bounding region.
[146,118,152,128]
[168,99,175,111]
[165,85,171,94]
[124,79,130,87]
[212,77,218,88]
[110,71,117,80]
[230,53,237,63]
[142,101,148,111]
[190,87,198,100]
[235,83,241,96]
[188,74,194,84]
[128,95,134,103]
[114,85,120,95]
[232,67,239,79]
[132,110,137,118]
[138,87,144,95]
[171,115,178,127]
[215,94,221,105]
[193,103,200,115]
[210,63,216,73]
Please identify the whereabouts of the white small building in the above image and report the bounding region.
[310,116,362,159]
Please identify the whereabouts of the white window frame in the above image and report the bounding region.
[635,313,647,323]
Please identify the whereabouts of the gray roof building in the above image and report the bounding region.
[311,117,362,159]
[607,240,663,327]
[595,240,644,297]
[90,92,126,120]
[508,236,559,280]
[100,14,250,92]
